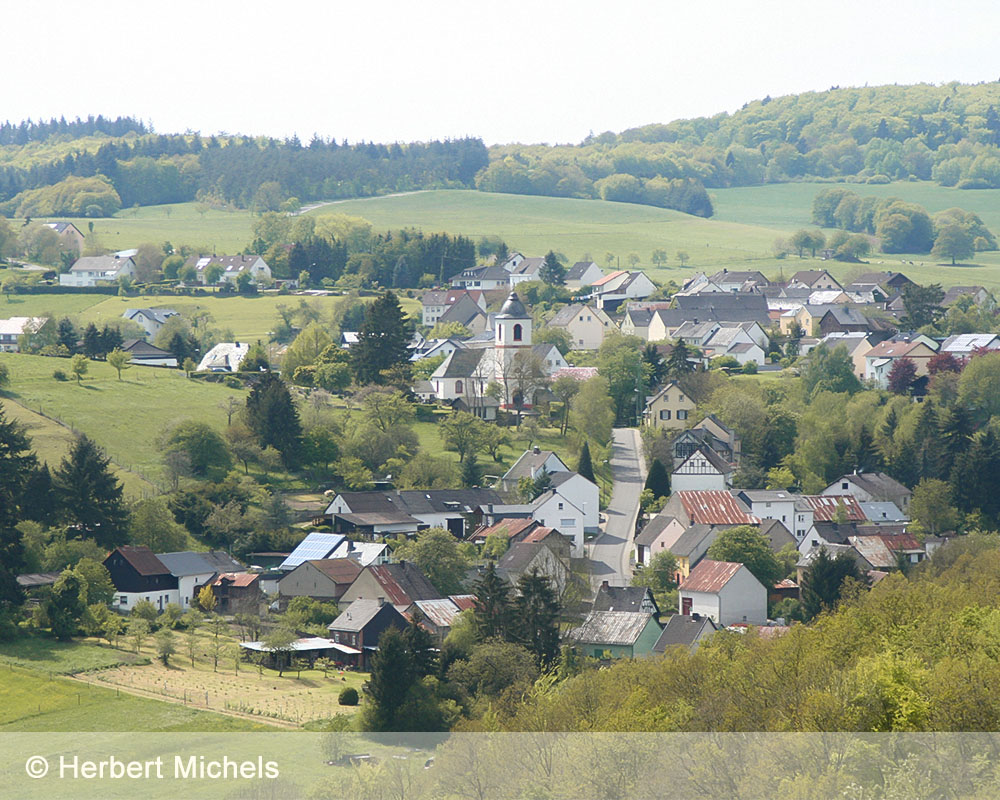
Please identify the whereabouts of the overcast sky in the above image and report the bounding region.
[7,1,999,145]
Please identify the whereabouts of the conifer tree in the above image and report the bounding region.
[666,339,693,377]
[53,435,130,548]
[644,457,671,499]
[577,440,596,483]
[245,373,303,469]
[82,323,102,358]
[351,290,412,385]
[472,562,512,640]
[361,627,414,731]
[512,569,561,668]
[539,251,566,286]
[460,453,482,488]
[800,548,862,620]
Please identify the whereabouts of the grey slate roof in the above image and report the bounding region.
[653,614,718,651]
[432,348,487,379]
[572,611,657,647]
[566,261,599,280]
[496,292,529,318]
[593,585,658,614]
[156,550,243,577]
[635,515,676,547]
[329,599,403,632]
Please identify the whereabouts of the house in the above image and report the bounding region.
[103,546,179,612]
[407,597,467,640]
[184,255,271,286]
[327,599,409,669]
[325,489,502,539]
[644,381,695,431]
[436,294,488,334]
[277,558,362,604]
[660,523,726,578]
[860,501,909,523]
[571,611,662,659]
[339,562,442,606]
[800,494,867,523]
[121,339,178,367]
[652,613,718,653]
[565,261,605,290]
[201,572,263,614]
[818,306,877,336]
[939,333,1000,359]
[670,446,734,492]
[809,290,852,306]
[707,269,770,293]
[121,308,179,339]
[410,337,467,363]
[520,526,572,562]
[469,517,541,547]
[528,489,587,555]
[449,394,500,421]
[196,342,251,372]
[621,307,654,339]
[819,333,877,379]
[278,532,347,571]
[331,539,391,567]
[496,541,570,596]
[44,221,85,253]
[502,447,570,485]
[507,256,546,286]
[634,514,685,566]
[0,317,46,352]
[451,264,513,290]
[864,338,938,387]
[758,518,797,552]
[797,521,909,555]
[673,292,771,327]
[787,270,841,291]
[678,560,767,626]
[593,582,659,615]
[941,285,991,307]
[661,491,759,529]
[735,490,813,542]
[421,289,486,326]
[591,271,658,312]
[854,271,914,294]
[60,255,137,287]
[546,303,617,350]
[674,320,721,348]
[670,416,741,468]
[546,470,600,530]
[796,544,875,584]
[848,533,925,570]
[156,550,245,608]
[725,341,766,366]
[823,472,912,514]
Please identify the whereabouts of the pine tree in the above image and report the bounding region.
[167,331,190,364]
[952,428,1000,525]
[577,441,596,483]
[644,457,671,499]
[244,373,303,469]
[351,291,412,385]
[0,403,36,577]
[642,344,667,389]
[938,405,973,479]
[57,318,78,352]
[460,453,482,488]
[401,613,437,678]
[82,323,102,358]
[539,251,566,286]
[100,325,123,356]
[20,463,56,526]
[472,562,512,640]
[512,569,561,668]
[800,548,862,620]
[361,627,414,731]
[53,435,130,548]
[912,400,942,480]
[391,256,411,288]
[666,339,693,377]
[287,242,309,276]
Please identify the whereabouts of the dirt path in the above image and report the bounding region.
[296,190,428,214]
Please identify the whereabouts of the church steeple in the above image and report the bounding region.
[495,291,531,348]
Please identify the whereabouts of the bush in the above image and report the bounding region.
[338,687,359,706]
[223,376,243,389]
[866,174,891,184]
[742,361,758,374]
[53,369,68,381]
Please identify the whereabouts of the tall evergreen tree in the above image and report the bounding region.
[577,441,596,483]
[361,627,414,731]
[666,339,693,377]
[472,561,512,640]
[952,428,1000,525]
[82,323,102,358]
[53,435,130,548]
[642,343,668,389]
[460,453,482,488]
[512,569,561,668]
[100,325,123,356]
[912,400,942,479]
[801,547,862,620]
[0,403,36,578]
[20,463,56,526]
[350,291,412,385]
[539,251,566,286]
[245,373,303,469]
[56,318,78,352]
[938,405,973,479]
[644,457,671,499]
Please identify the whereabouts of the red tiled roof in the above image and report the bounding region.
[212,572,258,588]
[802,495,866,522]
[865,340,931,359]
[367,563,441,605]
[680,560,744,593]
[677,491,759,526]
[522,526,559,543]
[592,270,626,287]
[449,594,477,612]
[471,517,537,541]
[109,546,170,576]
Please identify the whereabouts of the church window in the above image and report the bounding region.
[513,324,523,341]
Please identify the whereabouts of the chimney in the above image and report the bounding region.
[532,446,541,455]
[691,612,700,621]
[377,597,385,607]
[601,580,609,589]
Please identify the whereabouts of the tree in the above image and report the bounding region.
[245,373,303,469]
[359,387,415,432]
[901,283,944,329]
[197,584,217,613]
[127,617,151,654]
[439,411,485,463]
[361,627,414,731]
[447,639,538,699]
[105,348,132,381]
[263,625,297,677]
[597,333,646,426]
[394,528,472,596]
[74,557,116,605]
[932,223,975,265]
[666,339,693,377]
[0,402,36,575]
[570,375,615,446]
[46,569,87,639]
[910,478,961,535]
[155,628,176,665]
[677,251,690,266]
[800,547,862,620]
[706,525,784,588]
[644,457,670,500]
[479,425,510,463]
[472,561,512,640]
[70,353,88,384]
[53,435,129,548]
[511,569,561,668]
[631,550,678,610]
[958,351,1000,422]
[577,440,596,483]
[82,323,102,358]
[651,248,668,268]
[163,420,232,480]
[887,357,918,395]
[539,251,566,286]
[350,291,412,385]
[550,374,581,436]
[460,453,482,488]
[130,497,188,552]
[282,322,333,379]
[801,344,861,395]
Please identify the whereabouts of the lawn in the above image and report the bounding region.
[0,665,275,731]
[0,635,142,674]
[0,352,246,487]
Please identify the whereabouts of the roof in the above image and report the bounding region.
[438,295,486,327]
[548,303,597,327]
[431,348,487,379]
[591,270,627,287]
[211,572,258,588]
[708,269,769,285]
[157,550,243,577]
[69,255,133,274]
[496,542,560,575]
[186,254,264,273]
[410,598,462,628]
[496,292,529,318]
[0,317,44,336]
[279,533,346,570]
[796,543,874,573]
[801,495,867,522]
[521,526,561,544]
[196,342,250,372]
[566,261,600,280]
[676,491,758,526]
[790,269,838,286]
[821,306,870,326]
[335,541,389,567]
[942,285,987,305]
[860,502,908,522]
[242,636,360,655]
[366,562,442,604]
[593,585,656,613]
[302,558,363,585]
[108,546,170,577]
[836,472,911,502]
[122,308,178,325]
[864,339,931,359]
[121,339,175,358]
[502,448,567,481]
[673,445,734,476]
[653,614,718,651]
[329,599,403,632]
[572,611,657,647]
[16,572,62,588]
[940,333,1000,353]
[680,560,746,593]
[635,514,677,547]
[848,534,923,568]
[551,366,599,381]
[472,517,538,542]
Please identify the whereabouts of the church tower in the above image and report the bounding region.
[494,291,532,406]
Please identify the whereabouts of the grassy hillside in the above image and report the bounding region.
[0,353,245,487]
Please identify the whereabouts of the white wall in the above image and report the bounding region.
[718,568,767,625]
[113,589,180,613]
[671,472,727,492]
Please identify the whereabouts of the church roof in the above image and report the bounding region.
[496,292,529,319]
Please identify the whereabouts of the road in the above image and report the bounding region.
[588,427,647,589]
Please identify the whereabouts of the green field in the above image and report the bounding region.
[0,353,246,487]
[86,202,255,255]
[0,666,273,731]
[0,636,142,674]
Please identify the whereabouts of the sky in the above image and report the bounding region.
[6,1,1000,146]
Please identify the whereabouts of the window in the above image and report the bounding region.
[513,324,523,342]
[561,518,577,527]
[455,380,463,394]
[841,482,849,490]
[558,502,564,510]
[678,410,688,420]
[120,596,128,605]
[765,502,771,508]
[659,410,671,420]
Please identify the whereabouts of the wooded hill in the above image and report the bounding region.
[5,82,1000,219]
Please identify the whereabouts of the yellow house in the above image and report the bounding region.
[644,381,695,431]
[779,304,829,337]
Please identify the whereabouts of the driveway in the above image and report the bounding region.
[588,427,646,589]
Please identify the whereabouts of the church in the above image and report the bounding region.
[427,292,567,411]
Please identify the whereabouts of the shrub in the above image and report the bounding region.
[223,376,243,389]
[742,361,758,374]
[338,687,359,706]
[53,369,68,381]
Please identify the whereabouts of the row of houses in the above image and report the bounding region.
[59,254,272,288]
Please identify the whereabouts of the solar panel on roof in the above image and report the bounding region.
[279,533,345,570]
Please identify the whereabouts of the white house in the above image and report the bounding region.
[0,317,46,352]
[678,560,767,626]
[410,337,467,363]
[548,470,600,531]
[823,472,912,514]
[565,261,605,290]
[634,514,685,566]
[670,446,734,492]
[185,255,271,286]
[735,490,814,542]
[502,447,571,488]
[156,551,245,608]
[122,308,179,339]
[60,255,136,287]
[546,303,617,350]
[420,289,486,326]
[530,489,586,556]
[196,342,251,372]
[590,271,658,311]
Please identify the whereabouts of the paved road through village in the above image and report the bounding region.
[588,427,647,589]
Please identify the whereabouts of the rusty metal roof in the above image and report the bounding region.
[677,491,759,526]
[411,598,462,628]
[449,594,477,612]
[802,495,866,522]
[680,560,745,593]
[572,611,657,646]
[471,517,538,541]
